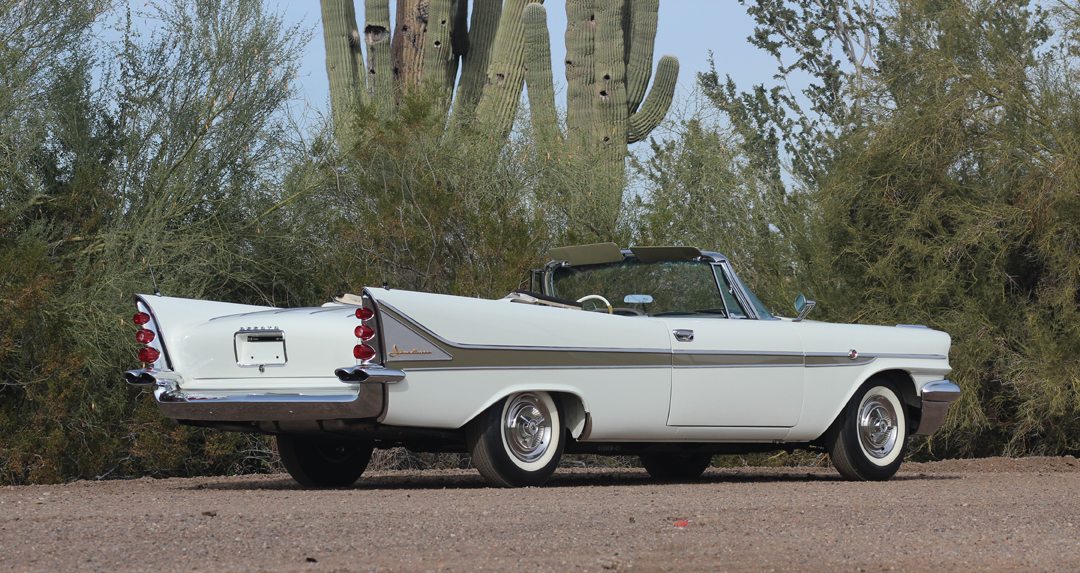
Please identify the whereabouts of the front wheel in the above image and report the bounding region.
[827,382,908,481]
[276,435,373,488]
[468,391,565,487]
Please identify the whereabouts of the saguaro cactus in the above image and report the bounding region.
[526,0,679,160]
[321,0,365,143]
[321,0,675,145]
[525,0,679,234]
[320,0,537,140]
[320,0,678,234]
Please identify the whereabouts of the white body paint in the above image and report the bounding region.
[136,284,952,445]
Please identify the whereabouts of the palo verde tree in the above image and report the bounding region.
[702,0,1080,457]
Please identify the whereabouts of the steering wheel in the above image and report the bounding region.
[576,294,613,314]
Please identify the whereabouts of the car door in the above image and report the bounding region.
[664,267,805,428]
[664,317,804,427]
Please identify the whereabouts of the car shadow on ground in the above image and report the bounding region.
[185,468,959,492]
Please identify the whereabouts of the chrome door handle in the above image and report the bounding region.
[673,329,694,342]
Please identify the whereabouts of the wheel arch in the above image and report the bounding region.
[817,368,919,444]
[460,387,590,439]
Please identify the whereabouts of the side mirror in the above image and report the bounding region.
[794,293,816,322]
[623,294,654,305]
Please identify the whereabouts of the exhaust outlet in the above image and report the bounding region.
[124,369,158,386]
[335,365,406,384]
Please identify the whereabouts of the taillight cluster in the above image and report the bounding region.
[133,311,160,365]
[353,307,376,363]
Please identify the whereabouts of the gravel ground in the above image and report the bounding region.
[1,456,1078,572]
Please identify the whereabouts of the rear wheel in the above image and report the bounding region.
[276,435,373,488]
[827,382,907,481]
[468,391,564,487]
[640,453,713,481]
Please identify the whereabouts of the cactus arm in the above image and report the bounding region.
[365,0,396,116]
[474,0,541,137]
[392,0,428,92]
[320,0,365,146]
[454,0,502,119]
[565,0,595,146]
[523,3,561,146]
[628,55,678,143]
[592,0,629,161]
[623,0,658,114]
[422,0,455,95]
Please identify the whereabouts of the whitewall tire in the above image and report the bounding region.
[828,382,908,481]
[468,392,564,487]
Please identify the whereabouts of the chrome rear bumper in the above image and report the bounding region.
[914,379,961,436]
[125,369,385,422]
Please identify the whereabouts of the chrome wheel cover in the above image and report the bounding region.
[503,393,553,463]
[858,395,898,459]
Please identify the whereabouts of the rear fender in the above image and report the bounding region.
[463,386,591,439]
[134,294,277,372]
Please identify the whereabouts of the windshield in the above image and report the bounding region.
[551,260,738,316]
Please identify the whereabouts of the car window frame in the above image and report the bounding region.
[712,262,758,320]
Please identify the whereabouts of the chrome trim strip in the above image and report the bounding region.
[403,365,673,372]
[675,353,803,368]
[805,351,947,361]
[805,355,876,367]
[867,352,948,360]
[675,364,804,369]
[675,349,803,356]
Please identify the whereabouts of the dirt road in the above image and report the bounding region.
[2,457,1078,572]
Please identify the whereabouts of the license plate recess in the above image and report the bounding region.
[234,330,287,366]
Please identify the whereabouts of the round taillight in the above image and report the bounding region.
[133,312,151,325]
[355,308,374,321]
[138,347,161,363]
[135,329,156,344]
[353,344,376,361]
[354,324,375,340]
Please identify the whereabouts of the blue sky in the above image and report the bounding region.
[275,1,778,120]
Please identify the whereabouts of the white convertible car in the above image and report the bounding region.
[125,243,958,487]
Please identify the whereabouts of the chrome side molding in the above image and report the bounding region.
[335,365,407,384]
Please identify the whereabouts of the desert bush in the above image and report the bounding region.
[678,0,1080,457]
[0,0,311,484]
